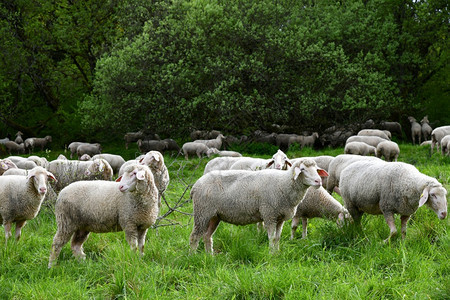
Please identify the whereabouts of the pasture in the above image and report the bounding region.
[0,143,449,299]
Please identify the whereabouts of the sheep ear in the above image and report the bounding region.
[266,160,274,168]
[47,171,57,182]
[419,188,429,207]
[139,157,145,165]
[0,162,7,170]
[26,172,35,180]
[317,168,329,177]
[152,154,159,161]
[294,167,301,180]
[136,170,146,181]
[285,159,292,167]
[115,176,122,182]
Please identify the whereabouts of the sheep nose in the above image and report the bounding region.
[440,211,447,219]
[119,185,126,192]
[39,187,47,194]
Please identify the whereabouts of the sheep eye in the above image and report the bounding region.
[430,193,436,198]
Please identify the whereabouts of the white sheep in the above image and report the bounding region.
[345,135,386,148]
[290,186,351,239]
[189,158,329,253]
[47,158,113,192]
[344,141,377,156]
[440,135,450,156]
[203,157,243,174]
[138,151,169,208]
[0,159,18,175]
[420,116,432,141]
[79,154,91,161]
[431,125,450,153]
[301,132,319,148]
[357,129,390,140]
[0,166,56,242]
[68,142,89,159]
[14,131,24,144]
[181,142,215,159]
[376,140,400,162]
[91,153,126,175]
[27,155,49,169]
[230,150,291,171]
[339,160,447,242]
[24,136,52,153]
[408,116,422,145]
[325,154,382,194]
[291,155,334,188]
[193,134,225,150]
[4,141,26,154]
[206,149,242,158]
[48,164,158,268]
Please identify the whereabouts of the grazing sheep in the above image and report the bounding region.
[68,142,89,159]
[163,138,180,152]
[76,143,102,158]
[326,154,381,194]
[357,129,390,140]
[408,116,422,145]
[379,121,402,137]
[194,134,225,150]
[138,151,169,208]
[189,158,329,253]
[203,157,243,174]
[124,130,146,149]
[4,141,26,154]
[24,136,52,153]
[47,158,113,192]
[0,166,56,242]
[420,116,432,141]
[440,135,450,156]
[345,135,386,148]
[137,139,169,154]
[14,131,24,144]
[48,164,158,268]
[344,141,377,156]
[301,132,319,148]
[181,142,215,160]
[290,186,351,239]
[0,159,18,175]
[420,140,432,146]
[339,160,447,242]
[91,154,126,175]
[431,126,450,153]
[376,140,400,162]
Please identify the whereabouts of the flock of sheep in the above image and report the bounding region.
[0,120,449,268]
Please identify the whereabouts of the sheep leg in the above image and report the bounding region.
[3,221,12,241]
[290,216,300,240]
[256,222,264,233]
[400,215,410,239]
[14,220,27,241]
[48,229,73,268]
[124,227,139,251]
[301,218,308,239]
[204,217,220,254]
[189,217,210,253]
[383,213,398,243]
[71,230,90,260]
[265,221,283,253]
[274,221,285,251]
[137,228,148,255]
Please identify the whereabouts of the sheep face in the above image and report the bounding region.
[267,150,292,170]
[117,165,152,193]
[139,151,164,169]
[292,159,329,188]
[84,159,111,180]
[27,167,57,195]
[419,185,448,220]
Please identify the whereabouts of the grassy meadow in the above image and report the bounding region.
[0,142,449,299]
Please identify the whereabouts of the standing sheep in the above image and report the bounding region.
[14,131,24,144]
[440,135,450,156]
[379,121,402,137]
[376,140,400,162]
[0,167,56,242]
[301,132,319,148]
[346,136,386,148]
[138,151,169,208]
[137,139,168,154]
[290,186,351,239]
[4,141,26,154]
[48,164,158,268]
[189,158,329,253]
[76,143,102,158]
[181,142,215,160]
[408,117,422,145]
[357,129,390,140]
[344,141,377,156]
[339,160,447,242]
[24,136,52,153]
[420,116,432,142]
[124,130,146,149]
[68,142,89,159]
[91,153,126,175]
[203,157,243,174]
[194,134,225,150]
[431,126,450,154]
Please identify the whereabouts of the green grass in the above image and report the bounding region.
[0,143,449,299]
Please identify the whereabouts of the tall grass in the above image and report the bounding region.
[0,143,448,299]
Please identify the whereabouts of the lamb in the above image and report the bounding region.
[194,134,225,150]
[91,153,126,175]
[0,159,18,175]
[124,130,146,149]
[357,129,390,140]
[47,158,113,192]
[440,135,450,156]
[138,151,169,208]
[326,154,381,194]
[137,139,169,154]
[14,131,24,144]
[345,135,386,148]
[420,116,432,141]
[301,132,319,148]
[290,186,351,239]
[76,143,102,158]
[4,141,26,154]
[67,142,89,159]
[339,160,447,242]
[344,141,377,156]
[431,126,450,153]
[189,158,329,253]
[230,150,291,171]
[0,166,56,242]
[181,142,215,159]
[203,157,243,174]
[48,164,159,268]
[376,140,400,162]
[408,116,422,145]
[24,136,52,153]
